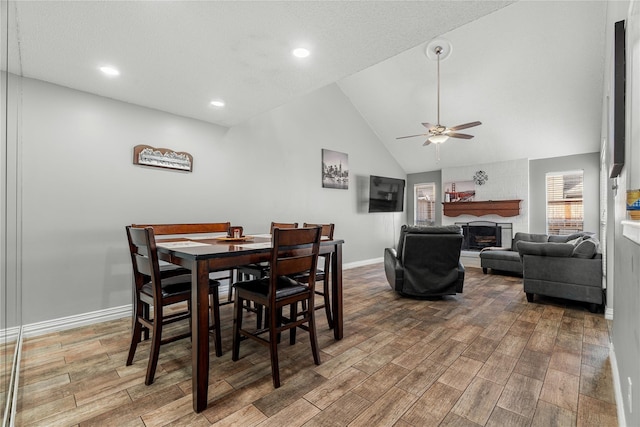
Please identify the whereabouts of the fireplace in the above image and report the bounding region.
[456,221,513,251]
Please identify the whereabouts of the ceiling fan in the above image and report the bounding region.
[397,40,481,152]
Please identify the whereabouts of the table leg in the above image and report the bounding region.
[331,243,343,340]
[192,260,210,412]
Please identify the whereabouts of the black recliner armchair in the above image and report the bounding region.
[384,225,465,298]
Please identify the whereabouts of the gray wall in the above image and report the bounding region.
[16,77,405,324]
[406,170,442,226]
[529,152,601,236]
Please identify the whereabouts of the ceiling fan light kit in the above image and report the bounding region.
[428,134,449,144]
[397,38,481,160]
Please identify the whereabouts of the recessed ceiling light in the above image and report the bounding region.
[292,48,310,58]
[99,66,120,77]
[210,99,225,108]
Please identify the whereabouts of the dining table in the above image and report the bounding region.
[155,233,344,413]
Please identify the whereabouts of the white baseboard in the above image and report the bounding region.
[610,343,627,427]
[605,306,614,320]
[344,257,383,269]
[0,326,21,345]
[460,251,481,268]
[22,304,132,339]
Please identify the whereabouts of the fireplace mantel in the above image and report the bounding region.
[443,199,522,217]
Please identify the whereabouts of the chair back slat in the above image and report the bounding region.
[303,223,334,240]
[272,226,318,246]
[132,222,230,236]
[133,253,154,277]
[275,255,316,277]
[303,223,334,273]
[270,222,298,233]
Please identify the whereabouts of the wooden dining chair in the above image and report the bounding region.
[125,226,222,385]
[237,222,298,328]
[231,226,322,388]
[132,222,236,304]
[237,222,298,280]
[299,223,335,329]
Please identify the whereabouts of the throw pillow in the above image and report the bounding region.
[566,237,582,246]
[572,238,599,259]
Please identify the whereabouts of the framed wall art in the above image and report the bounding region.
[444,180,476,203]
[322,149,349,189]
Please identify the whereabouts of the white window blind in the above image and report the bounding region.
[414,183,436,226]
[546,171,584,235]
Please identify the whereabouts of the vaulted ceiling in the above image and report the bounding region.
[6,1,607,173]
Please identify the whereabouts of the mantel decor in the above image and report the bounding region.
[444,180,475,203]
[133,144,193,172]
[443,199,522,217]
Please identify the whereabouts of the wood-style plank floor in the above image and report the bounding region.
[16,265,618,426]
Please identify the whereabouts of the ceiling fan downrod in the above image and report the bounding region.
[435,46,442,127]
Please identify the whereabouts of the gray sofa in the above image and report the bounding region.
[517,236,603,312]
[479,232,592,275]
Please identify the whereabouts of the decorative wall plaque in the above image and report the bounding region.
[473,170,488,185]
[133,145,193,172]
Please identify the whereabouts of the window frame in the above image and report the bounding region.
[414,182,436,226]
[545,169,584,235]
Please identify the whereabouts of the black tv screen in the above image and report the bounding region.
[368,175,405,213]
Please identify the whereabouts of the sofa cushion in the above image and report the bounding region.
[572,238,599,259]
[479,250,521,262]
[517,241,575,258]
[512,232,548,251]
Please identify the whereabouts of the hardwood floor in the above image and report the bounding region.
[16,265,618,426]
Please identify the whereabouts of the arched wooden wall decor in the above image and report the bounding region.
[133,145,193,172]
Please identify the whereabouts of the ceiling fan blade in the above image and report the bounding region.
[396,133,428,140]
[421,122,436,130]
[422,139,432,146]
[448,121,482,131]
[448,132,475,139]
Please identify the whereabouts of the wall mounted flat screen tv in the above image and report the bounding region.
[368,175,405,213]
[610,19,626,178]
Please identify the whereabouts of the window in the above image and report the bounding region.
[546,171,584,235]
[414,183,436,226]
